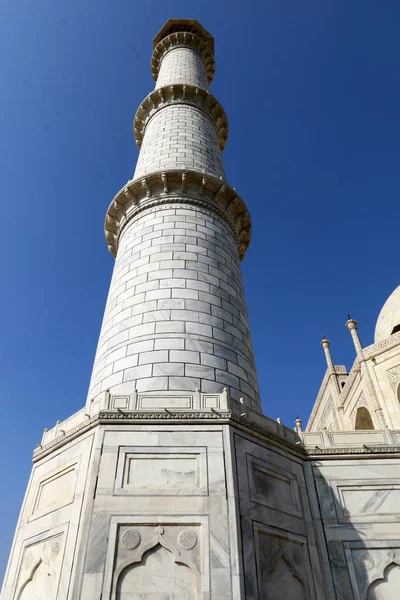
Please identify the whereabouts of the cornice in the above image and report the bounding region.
[105,170,251,260]
[151,31,215,84]
[32,409,305,462]
[306,445,400,458]
[32,408,400,463]
[133,84,228,151]
[362,331,400,359]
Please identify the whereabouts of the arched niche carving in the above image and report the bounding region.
[17,558,57,600]
[112,527,200,599]
[260,541,305,599]
[355,406,375,430]
[367,561,400,599]
[116,544,196,599]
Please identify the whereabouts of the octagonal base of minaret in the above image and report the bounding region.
[1,391,331,600]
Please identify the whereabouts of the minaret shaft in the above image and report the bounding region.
[89,23,261,410]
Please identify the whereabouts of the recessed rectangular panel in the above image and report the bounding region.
[126,454,197,487]
[253,465,293,506]
[139,395,192,409]
[331,431,387,445]
[112,396,129,409]
[32,463,77,517]
[339,484,400,518]
[115,446,208,496]
[247,455,302,517]
[204,395,218,408]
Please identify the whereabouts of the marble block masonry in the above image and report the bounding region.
[3,18,400,600]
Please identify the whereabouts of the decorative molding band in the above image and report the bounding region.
[31,406,400,463]
[152,31,215,83]
[99,410,228,420]
[362,331,400,358]
[33,416,97,461]
[306,445,400,457]
[32,409,305,462]
[105,170,252,260]
[133,84,228,151]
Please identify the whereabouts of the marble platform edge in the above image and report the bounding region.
[32,389,305,461]
[33,391,400,463]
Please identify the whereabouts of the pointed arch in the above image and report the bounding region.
[116,544,197,599]
[17,557,57,600]
[16,558,42,600]
[355,406,374,430]
[367,561,400,599]
[112,529,200,598]
[261,544,305,599]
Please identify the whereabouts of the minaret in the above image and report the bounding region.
[89,19,261,411]
[1,21,268,600]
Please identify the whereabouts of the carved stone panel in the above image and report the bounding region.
[102,517,209,599]
[367,562,400,599]
[344,541,400,599]
[117,545,196,599]
[14,532,64,600]
[254,524,313,599]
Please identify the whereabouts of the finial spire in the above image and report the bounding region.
[295,416,303,433]
[320,336,335,371]
[345,315,363,354]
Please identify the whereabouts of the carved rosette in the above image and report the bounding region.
[105,170,252,260]
[359,553,375,570]
[50,541,60,560]
[178,529,197,550]
[121,529,141,549]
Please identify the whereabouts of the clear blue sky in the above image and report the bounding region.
[1,0,400,581]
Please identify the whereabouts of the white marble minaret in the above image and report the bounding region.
[89,19,261,413]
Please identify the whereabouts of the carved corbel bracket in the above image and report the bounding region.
[105,170,252,260]
[151,31,215,84]
[133,83,229,151]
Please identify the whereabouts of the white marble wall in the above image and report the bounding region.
[88,204,260,410]
[313,457,400,599]
[0,430,98,600]
[231,432,327,599]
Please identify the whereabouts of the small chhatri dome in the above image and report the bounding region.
[375,285,400,342]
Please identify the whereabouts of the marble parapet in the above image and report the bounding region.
[105,170,252,259]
